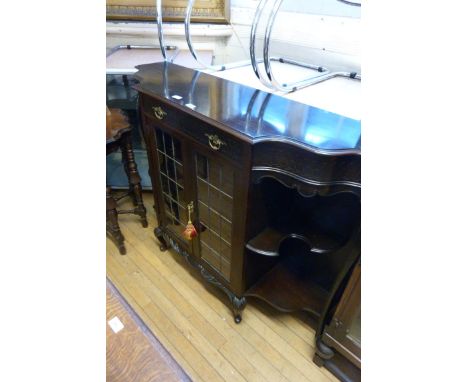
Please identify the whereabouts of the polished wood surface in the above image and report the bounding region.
[316,262,361,381]
[139,100,252,319]
[134,62,361,153]
[106,107,132,143]
[245,252,329,316]
[135,62,360,381]
[107,192,339,382]
[107,280,190,382]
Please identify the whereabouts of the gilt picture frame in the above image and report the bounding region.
[106,0,229,23]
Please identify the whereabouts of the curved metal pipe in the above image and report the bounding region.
[336,0,361,6]
[249,0,274,88]
[303,71,361,86]
[184,0,251,71]
[262,0,360,92]
[156,0,167,60]
[263,0,322,92]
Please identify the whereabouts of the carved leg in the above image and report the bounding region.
[121,157,137,206]
[313,336,335,367]
[313,353,325,367]
[159,230,247,323]
[154,227,168,251]
[120,133,148,228]
[232,296,247,324]
[107,187,126,255]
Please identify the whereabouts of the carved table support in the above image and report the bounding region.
[107,186,126,255]
[120,133,148,228]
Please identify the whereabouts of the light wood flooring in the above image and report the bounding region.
[106,191,338,382]
[107,280,190,381]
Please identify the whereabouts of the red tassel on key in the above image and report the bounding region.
[183,201,198,240]
[183,222,197,240]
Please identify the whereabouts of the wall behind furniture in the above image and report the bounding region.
[224,0,360,72]
[106,0,360,73]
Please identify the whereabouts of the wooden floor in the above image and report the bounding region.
[106,191,338,382]
[107,280,190,382]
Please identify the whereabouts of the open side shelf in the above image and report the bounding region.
[246,226,347,257]
[244,176,360,318]
[245,246,330,317]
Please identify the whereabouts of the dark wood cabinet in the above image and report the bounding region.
[314,261,361,381]
[139,93,253,321]
[135,62,361,374]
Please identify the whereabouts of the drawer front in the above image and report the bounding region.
[141,94,245,163]
[141,94,181,129]
[178,117,244,164]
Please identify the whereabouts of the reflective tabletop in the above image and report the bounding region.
[135,62,361,153]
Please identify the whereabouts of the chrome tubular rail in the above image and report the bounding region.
[262,0,330,92]
[293,71,361,87]
[337,0,361,6]
[156,0,167,60]
[155,0,180,62]
[106,45,178,58]
[249,0,274,88]
[253,0,360,93]
[184,0,251,71]
[250,0,330,92]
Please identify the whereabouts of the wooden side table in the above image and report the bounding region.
[106,107,148,254]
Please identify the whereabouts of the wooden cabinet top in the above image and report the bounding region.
[134,62,361,156]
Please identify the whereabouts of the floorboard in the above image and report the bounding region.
[106,192,338,382]
[106,280,191,382]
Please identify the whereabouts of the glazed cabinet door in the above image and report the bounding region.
[324,261,361,368]
[193,149,236,284]
[152,126,193,244]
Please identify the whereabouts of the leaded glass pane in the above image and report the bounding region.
[196,153,234,281]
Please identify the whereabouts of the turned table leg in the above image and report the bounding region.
[107,186,126,255]
[120,133,148,228]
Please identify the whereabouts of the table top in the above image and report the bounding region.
[107,107,131,144]
[134,62,361,154]
[210,64,361,121]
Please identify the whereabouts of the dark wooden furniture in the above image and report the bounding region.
[135,61,360,379]
[106,107,148,254]
[314,261,361,381]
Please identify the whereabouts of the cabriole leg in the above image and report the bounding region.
[154,227,168,251]
[313,336,335,366]
[232,296,247,324]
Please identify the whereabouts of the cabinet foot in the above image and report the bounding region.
[154,227,168,251]
[118,243,127,255]
[314,336,335,365]
[159,230,247,323]
[232,296,246,324]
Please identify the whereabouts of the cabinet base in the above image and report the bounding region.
[157,227,246,323]
[154,227,169,251]
[314,338,360,382]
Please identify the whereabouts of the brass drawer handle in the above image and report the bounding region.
[152,106,167,120]
[205,134,226,151]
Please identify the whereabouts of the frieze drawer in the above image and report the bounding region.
[141,94,245,163]
[140,94,181,130]
[178,118,244,164]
